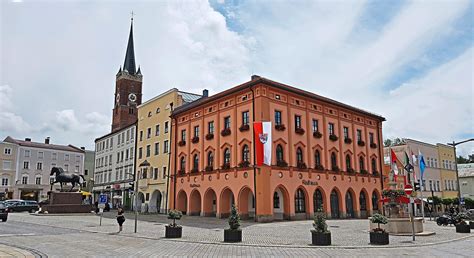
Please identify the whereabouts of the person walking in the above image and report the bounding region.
[116,208,125,233]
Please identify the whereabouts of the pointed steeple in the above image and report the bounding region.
[137,66,141,75]
[123,18,136,75]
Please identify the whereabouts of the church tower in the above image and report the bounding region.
[112,18,143,132]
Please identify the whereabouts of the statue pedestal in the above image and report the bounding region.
[42,192,92,213]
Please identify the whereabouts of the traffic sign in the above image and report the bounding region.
[99,194,107,204]
[404,184,413,195]
[98,203,105,209]
[460,197,465,205]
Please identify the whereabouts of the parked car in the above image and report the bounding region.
[6,201,39,213]
[0,203,9,222]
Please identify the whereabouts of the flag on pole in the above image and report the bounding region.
[391,149,399,182]
[254,121,272,166]
[419,150,426,180]
[411,151,418,181]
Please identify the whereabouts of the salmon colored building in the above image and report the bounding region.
[169,76,386,222]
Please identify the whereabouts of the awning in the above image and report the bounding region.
[80,191,92,196]
[113,195,122,199]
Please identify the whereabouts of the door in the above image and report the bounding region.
[345,192,354,218]
[330,191,339,218]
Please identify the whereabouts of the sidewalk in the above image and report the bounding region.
[0,244,36,258]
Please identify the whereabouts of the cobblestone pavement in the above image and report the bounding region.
[0,213,472,257]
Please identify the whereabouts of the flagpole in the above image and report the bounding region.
[418,149,425,221]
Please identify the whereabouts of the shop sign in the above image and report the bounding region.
[302,180,318,186]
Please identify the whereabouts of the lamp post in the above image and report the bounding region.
[447,138,474,208]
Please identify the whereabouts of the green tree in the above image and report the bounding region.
[228,204,241,231]
[464,197,474,209]
[457,155,469,164]
[383,139,392,147]
[441,198,453,206]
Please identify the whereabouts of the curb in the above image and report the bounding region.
[0,241,48,258]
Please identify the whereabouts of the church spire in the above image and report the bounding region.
[123,17,136,75]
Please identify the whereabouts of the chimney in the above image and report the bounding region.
[251,75,261,81]
[80,147,85,150]
[45,137,50,144]
[25,138,31,142]
[202,89,208,98]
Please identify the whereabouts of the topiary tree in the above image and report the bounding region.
[455,212,470,225]
[441,198,453,206]
[370,213,388,232]
[312,212,329,233]
[465,197,474,209]
[228,204,241,231]
[168,209,182,228]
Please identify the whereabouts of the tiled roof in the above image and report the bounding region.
[3,136,84,153]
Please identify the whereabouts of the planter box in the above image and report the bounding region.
[311,231,331,246]
[224,229,242,242]
[369,231,389,245]
[455,224,471,233]
[165,225,182,238]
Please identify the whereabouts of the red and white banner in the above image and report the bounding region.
[254,121,272,166]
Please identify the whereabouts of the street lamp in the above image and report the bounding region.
[448,138,474,207]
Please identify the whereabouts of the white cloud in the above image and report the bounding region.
[0,85,32,134]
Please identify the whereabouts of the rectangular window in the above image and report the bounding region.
[194,126,199,138]
[35,176,41,185]
[36,162,42,170]
[181,130,186,142]
[164,141,169,153]
[130,128,135,140]
[130,148,134,159]
[3,161,11,170]
[294,115,301,129]
[106,139,109,149]
[1,178,8,186]
[22,176,28,185]
[65,154,70,161]
[369,133,374,144]
[122,132,125,143]
[224,116,231,129]
[125,149,129,160]
[275,111,282,126]
[75,165,79,172]
[357,129,362,142]
[147,128,151,139]
[140,131,143,141]
[127,129,130,141]
[23,161,29,169]
[3,148,11,155]
[117,153,120,163]
[429,180,433,191]
[163,167,167,179]
[118,134,121,145]
[64,164,69,171]
[38,151,44,159]
[121,151,124,161]
[154,168,159,180]
[328,123,334,135]
[164,121,169,133]
[109,154,113,164]
[138,147,143,159]
[52,152,57,160]
[312,119,319,132]
[110,137,114,147]
[242,111,249,125]
[155,124,160,136]
[24,150,30,157]
[146,145,151,157]
[343,127,349,139]
[436,181,440,192]
[208,121,214,134]
[155,142,159,155]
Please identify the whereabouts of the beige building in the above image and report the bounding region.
[136,88,201,213]
[459,163,474,199]
[436,144,458,198]
[1,141,18,200]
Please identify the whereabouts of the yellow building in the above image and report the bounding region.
[437,144,458,198]
[136,88,202,213]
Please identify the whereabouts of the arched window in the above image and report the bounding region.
[296,147,303,163]
[242,144,250,162]
[193,154,199,171]
[295,188,306,213]
[223,148,231,164]
[331,152,337,170]
[273,192,280,209]
[315,150,321,167]
[371,158,377,173]
[180,157,186,173]
[207,151,214,168]
[359,156,365,171]
[314,189,324,212]
[276,144,284,162]
[360,191,367,211]
[345,154,351,170]
[372,192,379,210]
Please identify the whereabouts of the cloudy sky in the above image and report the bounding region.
[1,0,473,156]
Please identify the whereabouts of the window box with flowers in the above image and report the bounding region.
[190,168,199,174]
[331,166,340,172]
[313,131,322,138]
[295,128,305,135]
[239,161,250,168]
[221,163,231,170]
[205,133,214,140]
[315,164,325,171]
[221,128,231,137]
[191,137,199,144]
[205,166,213,172]
[382,189,406,204]
[239,124,250,132]
[357,140,365,147]
[329,135,338,141]
[372,171,379,176]
[344,138,352,144]
[297,162,307,169]
[275,124,286,131]
[277,160,288,167]
[370,143,377,149]
[178,170,185,175]
[178,140,186,147]
[346,168,355,174]
[360,169,368,175]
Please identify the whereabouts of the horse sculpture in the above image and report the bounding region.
[50,167,85,192]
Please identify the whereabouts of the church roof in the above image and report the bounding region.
[123,19,136,75]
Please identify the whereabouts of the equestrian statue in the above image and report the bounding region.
[50,167,85,192]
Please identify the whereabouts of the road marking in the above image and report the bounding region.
[0,233,36,237]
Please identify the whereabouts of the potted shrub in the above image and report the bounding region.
[221,128,231,136]
[205,133,214,140]
[277,160,288,167]
[238,161,250,168]
[311,212,331,246]
[357,140,365,147]
[178,140,186,146]
[331,166,340,172]
[369,213,389,245]
[346,168,355,174]
[295,128,305,135]
[224,204,242,242]
[370,143,377,148]
[315,164,325,171]
[297,162,307,169]
[344,138,352,144]
[221,163,231,170]
[360,169,368,175]
[275,124,286,131]
[165,210,183,238]
[329,134,338,141]
[239,124,250,132]
[455,212,471,233]
[191,136,199,143]
[205,165,213,172]
[313,131,322,138]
